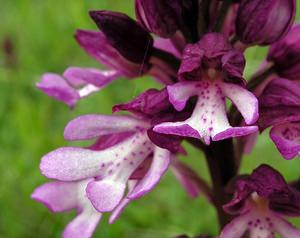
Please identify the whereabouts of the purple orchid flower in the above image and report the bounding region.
[236,0,296,45]
[154,33,258,145]
[39,114,172,213]
[259,78,300,159]
[268,23,300,80]
[219,165,300,238]
[37,11,181,108]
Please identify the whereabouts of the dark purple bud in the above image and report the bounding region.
[236,0,296,45]
[89,10,153,64]
[135,0,198,39]
[267,24,300,80]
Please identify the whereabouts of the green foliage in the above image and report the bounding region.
[0,1,300,237]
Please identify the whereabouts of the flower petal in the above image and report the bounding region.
[64,67,120,87]
[128,147,171,199]
[62,207,102,238]
[274,215,300,238]
[178,43,204,81]
[109,180,138,224]
[37,73,79,108]
[154,122,201,140]
[167,81,200,111]
[213,126,258,141]
[64,114,148,141]
[113,88,171,116]
[89,132,134,151]
[270,122,300,160]
[218,213,249,238]
[221,50,246,85]
[40,147,107,181]
[86,179,126,212]
[31,181,79,212]
[220,82,258,125]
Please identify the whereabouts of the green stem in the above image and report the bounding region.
[204,139,237,228]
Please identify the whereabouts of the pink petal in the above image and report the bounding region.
[31,181,79,212]
[219,213,249,238]
[62,208,102,238]
[86,180,126,212]
[213,126,258,141]
[128,147,171,199]
[37,73,79,108]
[64,114,148,141]
[220,82,259,125]
[273,215,300,238]
[109,180,138,224]
[40,147,106,181]
[167,81,200,111]
[64,67,119,87]
[154,123,201,140]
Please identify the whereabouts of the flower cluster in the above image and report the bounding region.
[33,0,300,237]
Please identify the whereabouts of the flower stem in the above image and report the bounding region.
[204,139,237,228]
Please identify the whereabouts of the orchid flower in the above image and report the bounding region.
[154,33,258,145]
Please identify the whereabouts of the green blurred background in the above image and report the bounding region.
[0,1,300,237]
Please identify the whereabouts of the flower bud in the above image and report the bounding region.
[267,24,300,80]
[236,0,296,45]
[89,10,153,64]
[135,0,198,38]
